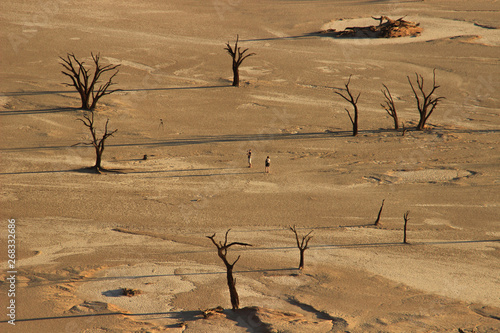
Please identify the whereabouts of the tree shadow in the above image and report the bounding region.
[26,268,298,288]
[102,289,124,297]
[224,307,273,333]
[245,238,500,252]
[0,167,129,176]
[241,30,403,43]
[0,309,204,324]
[286,296,348,329]
[242,34,315,42]
[126,169,257,177]
[0,166,256,177]
[115,85,229,93]
[0,107,80,116]
[1,85,229,99]
[77,166,128,174]
[1,90,77,97]
[3,127,498,154]
[0,130,349,153]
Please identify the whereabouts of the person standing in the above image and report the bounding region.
[247,149,252,168]
[265,156,270,174]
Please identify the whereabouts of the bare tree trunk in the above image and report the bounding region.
[226,267,239,310]
[94,146,102,169]
[416,116,426,131]
[299,249,305,270]
[353,104,359,136]
[403,211,410,244]
[393,114,399,130]
[374,199,385,226]
[232,63,240,87]
[81,93,90,110]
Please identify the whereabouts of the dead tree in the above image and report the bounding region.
[289,226,313,270]
[335,75,360,136]
[207,230,252,310]
[224,35,255,87]
[60,53,120,110]
[403,211,410,244]
[374,199,385,226]
[381,84,399,130]
[75,111,117,173]
[407,69,445,130]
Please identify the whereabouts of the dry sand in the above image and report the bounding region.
[1,0,499,332]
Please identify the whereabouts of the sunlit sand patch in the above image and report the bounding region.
[75,262,221,315]
[262,273,313,287]
[102,57,156,73]
[252,92,332,106]
[368,168,474,184]
[243,181,280,193]
[423,218,462,230]
[0,95,10,107]
[239,66,272,76]
[389,169,473,183]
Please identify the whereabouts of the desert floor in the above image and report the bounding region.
[1,0,499,332]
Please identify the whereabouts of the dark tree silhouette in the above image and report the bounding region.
[335,75,360,136]
[207,229,252,310]
[374,199,385,226]
[403,211,410,244]
[289,225,313,270]
[224,35,255,87]
[60,53,120,110]
[381,84,399,130]
[407,69,445,130]
[75,111,117,173]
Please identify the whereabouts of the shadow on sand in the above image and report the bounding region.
[0,309,204,325]
[0,107,80,116]
[0,166,128,176]
[241,29,411,43]
[1,85,228,98]
[2,126,499,154]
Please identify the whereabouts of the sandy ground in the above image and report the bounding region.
[1,0,500,332]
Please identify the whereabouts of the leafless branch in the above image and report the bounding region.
[381,84,399,130]
[60,53,120,110]
[407,69,445,130]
